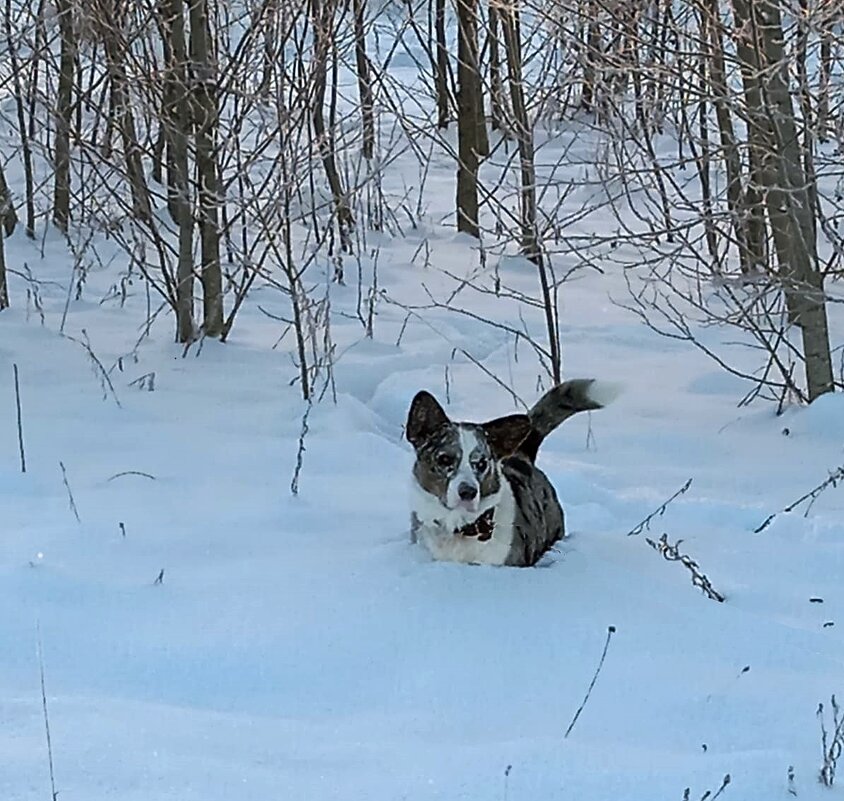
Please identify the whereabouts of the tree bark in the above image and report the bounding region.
[0,161,17,237]
[487,4,507,132]
[581,0,602,112]
[310,0,354,249]
[353,0,375,159]
[434,0,449,128]
[95,0,153,224]
[0,160,10,308]
[52,0,75,234]
[189,0,223,337]
[499,4,560,382]
[161,0,196,342]
[455,0,481,237]
[731,0,834,400]
[700,0,752,273]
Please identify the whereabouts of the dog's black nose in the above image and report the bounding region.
[458,483,478,501]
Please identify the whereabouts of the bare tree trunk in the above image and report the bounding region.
[473,1,489,158]
[0,160,10,308]
[162,0,196,342]
[0,163,17,237]
[487,3,507,132]
[499,5,538,263]
[3,0,36,238]
[353,0,375,159]
[730,4,768,273]
[499,4,560,382]
[455,0,480,237]
[581,0,602,112]
[0,228,7,310]
[731,0,834,400]
[52,0,75,234]
[310,0,354,249]
[817,11,832,142]
[434,0,449,128]
[189,0,223,337]
[700,0,752,273]
[95,0,153,224]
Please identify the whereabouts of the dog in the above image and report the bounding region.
[405,379,615,567]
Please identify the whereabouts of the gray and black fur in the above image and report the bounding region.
[406,379,610,567]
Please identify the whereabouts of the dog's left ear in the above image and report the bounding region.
[482,414,532,460]
[406,391,450,448]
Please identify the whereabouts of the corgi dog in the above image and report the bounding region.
[405,380,615,567]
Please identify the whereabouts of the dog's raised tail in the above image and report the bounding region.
[518,379,620,462]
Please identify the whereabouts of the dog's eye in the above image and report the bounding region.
[437,453,455,469]
[474,458,488,473]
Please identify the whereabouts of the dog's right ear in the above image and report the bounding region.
[406,391,449,448]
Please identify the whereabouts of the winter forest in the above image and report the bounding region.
[2,0,844,798]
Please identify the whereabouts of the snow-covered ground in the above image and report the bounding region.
[2,197,844,799]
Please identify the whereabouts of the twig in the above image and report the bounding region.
[755,466,844,533]
[711,774,731,800]
[291,400,312,496]
[13,363,26,473]
[819,695,844,787]
[36,624,58,801]
[107,471,157,482]
[61,330,121,407]
[646,533,725,602]
[564,625,616,738]
[59,461,80,523]
[627,479,693,536]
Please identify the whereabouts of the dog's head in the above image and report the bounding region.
[405,391,531,513]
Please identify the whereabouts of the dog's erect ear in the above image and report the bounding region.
[482,414,532,460]
[406,391,450,448]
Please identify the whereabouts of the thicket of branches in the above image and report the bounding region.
[0,0,842,405]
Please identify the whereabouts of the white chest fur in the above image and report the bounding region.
[410,478,516,566]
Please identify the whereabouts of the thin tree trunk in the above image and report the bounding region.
[701,0,751,273]
[52,0,75,234]
[310,0,354,249]
[731,0,834,400]
[0,162,17,237]
[95,0,153,224]
[455,0,480,237]
[0,160,10,308]
[499,5,539,263]
[0,226,7,310]
[499,4,560,382]
[730,2,768,273]
[581,0,601,112]
[487,3,507,133]
[434,0,449,128]
[162,0,196,342]
[189,0,223,337]
[353,0,375,159]
[3,0,36,238]
[473,1,489,158]
[817,15,832,142]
